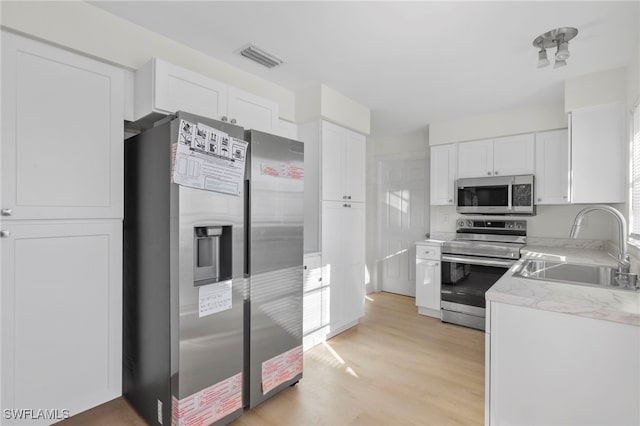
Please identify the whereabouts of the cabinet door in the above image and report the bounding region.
[571,103,625,203]
[415,259,440,311]
[535,129,569,204]
[430,144,457,205]
[344,130,366,202]
[458,139,494,178]
[342,203,366,322]
[493,134,535,176]
[321,201,344,328]
[321,121,346,201]
[1,221,122,417]
[144,58,227,120]
[1,32,124,220]
[227,86,279,133]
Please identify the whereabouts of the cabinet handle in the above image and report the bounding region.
[343,195,347,200]
[347,195,352,200]
[347,204,351,208]
[303,265,308,270]
[563,196,568,200]
[487,171,492,175]
[318,277,322,282]
[494,171,499,175]
[538,198,542,202]
[230,118,237,124]
[1,209,12,216]
[221,116,228,122]
[0,231,10,238]
[448,199,452,203]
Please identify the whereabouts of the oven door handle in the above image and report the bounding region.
[441,254,517,268]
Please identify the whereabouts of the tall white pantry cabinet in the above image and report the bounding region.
[299,120,366,341]
[1,31,124,420]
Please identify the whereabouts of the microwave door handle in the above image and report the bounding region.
[507,179,513,211]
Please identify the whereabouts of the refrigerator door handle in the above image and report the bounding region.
[244,179,251,277]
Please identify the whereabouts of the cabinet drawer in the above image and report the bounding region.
[416,244,441,260]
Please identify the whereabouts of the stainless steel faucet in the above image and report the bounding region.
[570,206,637,290]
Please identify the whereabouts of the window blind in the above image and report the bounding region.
[630,102,640,239]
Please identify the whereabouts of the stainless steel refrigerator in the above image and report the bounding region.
[244,130,304,409]
[123,112,246,426]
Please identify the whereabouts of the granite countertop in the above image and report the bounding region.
[487,245,640,326]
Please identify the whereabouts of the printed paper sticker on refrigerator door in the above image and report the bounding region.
[261,345,303,395]
[172,119,248,196]
[171,372,243,426]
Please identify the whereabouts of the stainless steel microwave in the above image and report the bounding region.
[455,175,535,215]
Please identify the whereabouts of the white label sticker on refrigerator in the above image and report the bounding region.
[172,119,248,196]
[198,281,232,318]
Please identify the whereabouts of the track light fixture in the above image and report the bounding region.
[533,27,578,69]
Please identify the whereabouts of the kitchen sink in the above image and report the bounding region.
[513,259,639,291]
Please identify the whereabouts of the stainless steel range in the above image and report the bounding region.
[440,219,527,330]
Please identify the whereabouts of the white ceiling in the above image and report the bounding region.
[91,1,639,138]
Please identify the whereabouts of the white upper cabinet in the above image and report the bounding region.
[458,139,494,178]
[135,58,279,133]
[135,58,227,121]
[321,120,366,202]
[570,103,625,204]
[430,144,457,205]
[492,134,535,176]
[1,31,124,220]
[535,129,570,205]
[458,134,534,179]
[227,86,279,133]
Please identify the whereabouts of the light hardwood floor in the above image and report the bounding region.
[60,292,485,425]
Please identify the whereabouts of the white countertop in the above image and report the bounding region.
[487,245,640,326]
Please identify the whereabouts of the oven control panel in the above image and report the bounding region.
[456,219,526,232]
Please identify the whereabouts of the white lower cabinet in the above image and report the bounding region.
[1,221,123,421]
[303,253,329,350]
[488,302,640,426]
[415,242,441,318]
[322,201,365,336]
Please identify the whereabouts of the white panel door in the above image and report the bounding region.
[227,86,279,132]
[1,221,122,420]
[344,130,366,202]
[379,156,429,297]
[153,58,227,120]
[1,32,124,220]
[457,139,494,178]
[492,133,535,176]
[535,129,569,204]
[321,121,346,201]
[430,144,457,205]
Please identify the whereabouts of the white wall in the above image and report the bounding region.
[429,101,567,146]
[367,128,429,293]
[431,204,618,241]
[1,1,297,121]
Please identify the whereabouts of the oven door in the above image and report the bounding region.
[440,254,516,330]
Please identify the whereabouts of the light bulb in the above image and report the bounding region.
[556,40,570,61]
[537,48,550,68]
[554,59,567,69]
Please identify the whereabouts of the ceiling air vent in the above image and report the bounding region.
[239,44,283,69]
